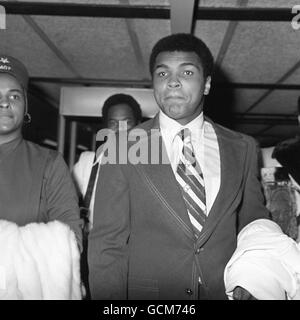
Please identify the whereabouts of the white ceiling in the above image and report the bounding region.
[1,0,300,147]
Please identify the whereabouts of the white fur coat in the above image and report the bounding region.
[224,219,300,300]
[0,220,82,300]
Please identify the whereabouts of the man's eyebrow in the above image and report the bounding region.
[154,63,168,70]
[8,89,23,93]
[180,62,201,70]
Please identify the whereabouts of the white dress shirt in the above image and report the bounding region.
[159,111,220,214]
[72,151,100,230]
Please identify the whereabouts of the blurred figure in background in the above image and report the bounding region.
[272,97,300,186]
[72,93,142,299]
[73,93,142,232]
[260,97,300,242]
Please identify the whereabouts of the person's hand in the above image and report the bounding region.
[232,286,257,300]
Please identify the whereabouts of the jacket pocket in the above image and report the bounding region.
[128,277,159,300]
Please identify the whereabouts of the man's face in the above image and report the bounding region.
[152,51,211,125]
[0,73,25,136]
[106,103,137,132]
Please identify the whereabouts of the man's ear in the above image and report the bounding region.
[204,76,211,96]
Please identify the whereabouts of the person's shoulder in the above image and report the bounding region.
[134,118,157,131]
[24,140,59,159]
[207,118,256,145]
[24,140,66,166]
[23,141,68,174]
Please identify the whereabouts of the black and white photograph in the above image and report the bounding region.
[1,0,300,310]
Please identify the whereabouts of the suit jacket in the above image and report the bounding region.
[88,115,270,300]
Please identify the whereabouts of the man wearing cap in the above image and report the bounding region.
[0,55,82,247]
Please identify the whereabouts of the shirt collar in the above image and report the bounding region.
[159,110,204,142]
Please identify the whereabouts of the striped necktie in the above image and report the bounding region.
[175,128,207,237]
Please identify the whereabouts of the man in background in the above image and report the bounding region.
[73,93,142,299]
[73,93,142,231]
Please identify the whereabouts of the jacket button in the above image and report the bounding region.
[195,248,203,254]
[185,288,193,295]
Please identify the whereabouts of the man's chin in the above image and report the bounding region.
[165,105,185,117]
[169,114,182,121]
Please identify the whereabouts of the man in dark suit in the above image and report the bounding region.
[88,33,270,300]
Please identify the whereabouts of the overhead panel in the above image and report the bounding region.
[32,15,143,80]
[170,0,195,34]
[15,0,121,4]
[119,0,148,79]
[284,68,300,84]
[134,18,171,78]
[226,88,269,113]
[199,0,239,7]
[215,0,248,68]
[1,15,74,77]
[23,15,81,77]
[250,90,300,115]
[221,21,300,84]
[200,0,296,8]
[16,0,169,4]
[247,0,299,8]
[128,0,169,5]
[194,20,230,61]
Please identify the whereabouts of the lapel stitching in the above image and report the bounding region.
[135,166,195,242]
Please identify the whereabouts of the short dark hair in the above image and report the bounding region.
[102,93,142,124]
[149,33,214,78]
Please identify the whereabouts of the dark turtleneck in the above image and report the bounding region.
[0,135,22,163]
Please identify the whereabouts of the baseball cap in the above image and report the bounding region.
[0,55,29,90]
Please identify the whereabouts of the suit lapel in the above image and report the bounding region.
[139,163,195,240]
[134,115,247,244]
[196,121,247,245]
[135,115,195,240]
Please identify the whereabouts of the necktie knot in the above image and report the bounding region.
[178,128,196,167]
